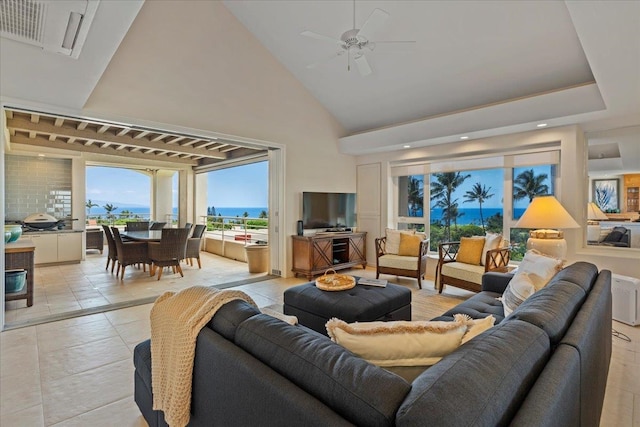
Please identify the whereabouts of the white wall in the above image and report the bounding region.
[81,1,354,278]
[355,125,640,278]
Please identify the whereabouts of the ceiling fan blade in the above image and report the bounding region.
[371,41,417,53]
[306,51,344,69]
[300,30,342,44]
[354,54,372,76]
[358,8,389,41]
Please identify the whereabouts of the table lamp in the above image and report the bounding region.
[587,202,609,242]
[514,195,580,259]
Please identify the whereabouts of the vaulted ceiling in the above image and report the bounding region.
[4,108,267,166]
[1,0,639,158]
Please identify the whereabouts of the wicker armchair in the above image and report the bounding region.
[111,227,151,280]
[148,228,190,280]
[102,225,118,273]
[185,224,207,268]
[149,221,167,230]
[375,235,430,289]
[436,240,511,294]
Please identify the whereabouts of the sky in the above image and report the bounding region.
[86,161,268,208]
[429,165,554,209]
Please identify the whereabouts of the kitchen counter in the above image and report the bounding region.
[22,229,84,234]
[18,230,83,264]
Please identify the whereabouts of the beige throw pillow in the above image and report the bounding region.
[461,315,496,344]
[385,228,415,255]
[326,316,468,367]
[480,232,503,266]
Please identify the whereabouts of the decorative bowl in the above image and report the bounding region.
[4,231,11,243]
[5,270,26,293]
[4,225,22,243]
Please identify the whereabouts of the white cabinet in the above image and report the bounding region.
[28,233,58,264]
[57,233,82,262]
[26,232,82,264]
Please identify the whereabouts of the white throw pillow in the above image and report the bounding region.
[501,272,536,317]
[517,249,564,291]
[480,232,503,266]
[326,315,468,367]
[385,228,415,255]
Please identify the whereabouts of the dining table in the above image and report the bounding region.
[121,230,164,242]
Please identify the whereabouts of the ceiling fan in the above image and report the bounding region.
[301,1,416,76]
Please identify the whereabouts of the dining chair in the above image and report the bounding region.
[185,224,207,268]
[148,228,190,280]
[125,221,150,232]
[111,227,151,280]
[102,224,118,273]
[149,221,167,230]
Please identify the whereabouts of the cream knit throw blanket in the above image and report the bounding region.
[150,286,257,427]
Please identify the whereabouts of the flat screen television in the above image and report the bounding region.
[302,192,357,230]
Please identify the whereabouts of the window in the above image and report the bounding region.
[392,151,559,259]
[510,165,556,260]
[429,169,503,251]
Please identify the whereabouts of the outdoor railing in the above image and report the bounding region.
[199,215,268,245]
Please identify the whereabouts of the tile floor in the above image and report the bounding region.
[1,255,639,426]
[4,248,268,328]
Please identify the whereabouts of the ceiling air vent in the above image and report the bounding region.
[0,0,100,59]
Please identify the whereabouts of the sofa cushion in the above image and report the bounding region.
[456,236,485,265]
[378,253,419,270]
[396,320,550,426]
[502,272,536,317]
[206,299,261,341]
[508,279,586,345]
[441,262,484,284]
[435,291,506,323]
[550,261,598,293]
[325,316,467,367]
[235,314,411,427]
[398,233,422,256]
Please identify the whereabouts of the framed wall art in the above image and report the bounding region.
[593,179,619,212]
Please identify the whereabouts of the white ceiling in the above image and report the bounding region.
[1,0,639,158]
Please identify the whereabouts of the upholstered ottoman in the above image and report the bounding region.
[283,281,412,335]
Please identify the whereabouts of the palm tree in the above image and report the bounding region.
[464,183,495,232]
[259,210,268,218]
[407,176,424,216]
[103,203,118,224]
[430,172,470,241]
[86,200,98,216]
[513,169,549,202]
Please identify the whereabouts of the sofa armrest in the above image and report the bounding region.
[481,272,514,294]
[375,237,386,258]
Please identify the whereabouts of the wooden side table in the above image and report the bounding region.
[5,239,35,307]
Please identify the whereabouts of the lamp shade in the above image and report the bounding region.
[514,195,580,230]
[587,202,609,220]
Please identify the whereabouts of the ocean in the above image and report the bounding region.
[429,207,526,225]
[89,207,268,218]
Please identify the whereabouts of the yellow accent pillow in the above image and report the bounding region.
[398,233,423,256]
[456,237,486,265]
[385,228,415,255]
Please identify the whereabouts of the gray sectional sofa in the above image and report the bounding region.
[134,261,612,426]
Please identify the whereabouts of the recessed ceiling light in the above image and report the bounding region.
[37,154,45,157]
[537,123,548,128]
[460,136,469,140]
[403,145,411,148]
